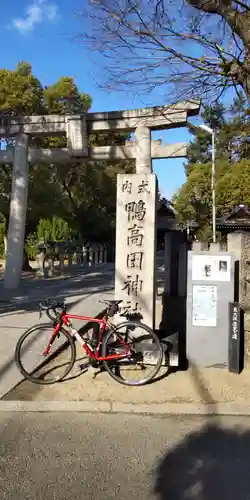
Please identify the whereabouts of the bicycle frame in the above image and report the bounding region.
[44,312,129,361]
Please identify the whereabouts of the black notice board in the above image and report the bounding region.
[228,302,243,374]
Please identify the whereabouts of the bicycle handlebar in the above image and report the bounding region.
[39,299,66,321]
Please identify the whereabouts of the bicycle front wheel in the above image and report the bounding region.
[102,321,163,386]
[15,323,76,384]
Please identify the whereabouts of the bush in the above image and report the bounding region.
[25,217,76,261]
[37,217,72,242]
[25,232,38,261]
[0,214,6,259]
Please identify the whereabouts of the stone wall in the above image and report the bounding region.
[161,231,250,367]
[185,232,250,364]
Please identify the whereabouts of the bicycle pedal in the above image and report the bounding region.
[78,363,90,372]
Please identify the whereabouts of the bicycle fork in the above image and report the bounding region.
[43,323,61,356]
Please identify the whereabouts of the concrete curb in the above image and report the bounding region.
[1,400,250,415]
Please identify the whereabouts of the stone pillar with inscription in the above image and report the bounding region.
[115,174,157,329]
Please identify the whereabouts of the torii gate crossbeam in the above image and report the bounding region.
[0,101,200,293]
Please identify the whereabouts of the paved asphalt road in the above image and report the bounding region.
[1,412,250,500]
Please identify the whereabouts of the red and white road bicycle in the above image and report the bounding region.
[15,298,163,387]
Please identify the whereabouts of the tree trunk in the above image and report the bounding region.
[241,50,250,103]
[4,236,32,272]
[187,0,250,102]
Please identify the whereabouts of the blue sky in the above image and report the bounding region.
[1,0,199,199]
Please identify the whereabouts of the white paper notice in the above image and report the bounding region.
[192,254,231,282]
[192,285,217,327]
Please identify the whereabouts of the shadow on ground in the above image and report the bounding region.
[154,362,250,500]
[0,256,163,318]
[154,421,250,500]
[0,269,114,317]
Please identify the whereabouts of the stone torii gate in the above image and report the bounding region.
[0,101,199,326]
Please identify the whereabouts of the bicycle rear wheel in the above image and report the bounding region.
[102,321,163,386]
[15,323,76,384]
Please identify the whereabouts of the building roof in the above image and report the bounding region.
[216,204,250,230]
[157,198,177,217]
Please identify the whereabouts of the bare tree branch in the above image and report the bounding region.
[75,0,250,103]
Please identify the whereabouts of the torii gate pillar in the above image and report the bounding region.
[4,133,29,289]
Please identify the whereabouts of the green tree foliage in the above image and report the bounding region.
[0,61,43,116]
[0,61,134,259]
[55,160,133,242]
[25,233,38,261]
[173,97,250,239]
[0,213,6,258]
[43,77,92,115]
